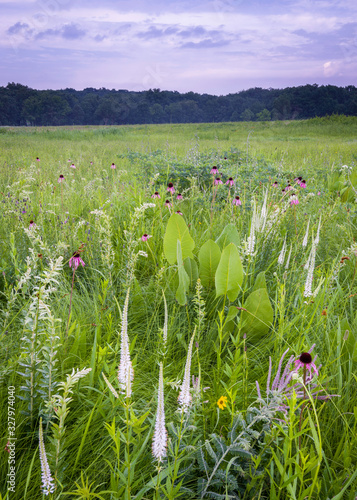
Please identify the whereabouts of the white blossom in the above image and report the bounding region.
[314,216,321,246]
[302,218,310,247]
[152,363,167,462]
[178,331,195,412]
[304,240,316,297]
[285,244,292,270]
[118,289,134,397]
[278,237,287,265]
[39,418,55,496]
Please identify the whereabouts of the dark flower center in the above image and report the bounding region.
[73,252,80,258]
[235,196,240,200]
[302,179,306,183]
[143,233,147,237]
[299,352,312,364]
[168,183,173,188]
[165,200,170,203]
[29,220,34,224]
[154,191,159,195]
[59,175,64,178]
[216,177,221,181]
[228,177,233,181]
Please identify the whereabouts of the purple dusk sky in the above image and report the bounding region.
[1,0,356,95]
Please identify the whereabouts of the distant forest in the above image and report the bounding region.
[1,82,357,126]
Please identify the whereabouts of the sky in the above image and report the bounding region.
[1,0,356,95]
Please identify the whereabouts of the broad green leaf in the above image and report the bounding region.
[184,257,198,285]
[216,224,240,250]
[240,288,274,340]
[198,239,221,288]
[215,243,243,302]
[252,271,267,292]
[163,213,195,265]
[176,240,190,305]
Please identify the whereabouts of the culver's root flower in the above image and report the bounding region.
[118,288,134,397]
[152,362,167,462]
[178,330,195,412]
[39,418,55,496]
[217,395,228,410]
[278,237,287,265]
[302,218,310,247]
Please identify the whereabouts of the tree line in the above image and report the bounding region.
[0,82,356,126]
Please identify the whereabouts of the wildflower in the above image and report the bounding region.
[167,182,175,194]
[178,331,195,412]
[118,289,134,397]
[36,157,40,161]
[210,166,218,175]
[294,351,319,378]
[165,200,172,208]
[304,240,316,297]
[314,216,321,245]
[69,251,85,270]
[300,179,306,188]
[285,184,292,191]
[70,163,76,169]
[29,220,36,229]
[175,211,183,215]
[290,193,299,205]
[295,176,302,185]
[141,233,152,242]
[285,244,292,270]
[39,418,55,496]
[102,373,119,399]
[111,162,116,169]
[176,193,183,200]
[272,181,278,187]
[152,191,161,199]
[302,218,310,247]
[152,363,167,462]
[217,395,227,410]
[58,174,64,183]
[246,216,255,256]
[226,177,234,187]
[278,237,287,265]
[232,195,242,206]
[214,177,223,186]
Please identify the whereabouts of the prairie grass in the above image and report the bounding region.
[0,116,356,499]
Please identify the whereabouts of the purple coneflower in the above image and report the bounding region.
[226,177,234,187]
[111,162,116,169]
[152,191,161,199]
[272,181,278,187]
[167,182,175,194]
[141,233,152,242]
[70,163,76,169]
[214,177,223,186]
[285,184,292,191]
[294,352,319,378]
[69,251,85,270]
[210,166,218,175]
[175,210,183,215]
[36,157,40,162]
[165,200,172,208]
[290,194,299,205]
[58,174,65,183]
[176,193,183,200]
[300,179,306,188]
[232,195,242,206]
[29,220,36,229]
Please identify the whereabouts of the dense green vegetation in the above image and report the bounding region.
[1,82,357,126]
[0,117,357,499]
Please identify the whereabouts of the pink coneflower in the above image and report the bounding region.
[176,193,183,200]
[111,162,116,169]
[36,157,40,162]
[214,177,223,186]
[285,184,292,191]
[167,182,175,194]
[290,194,299,205]
[210,166,218,175]
[141,233,152,241]
[300,179,306,188]
[226,177,234,187]
[90,161,93,165]
[232,195,242,206]
[152,191,160,199]
[29,220,36,229]
[165,200,172,208]
[175,210,183,215]
[294,352,319,378]
[69,251,85,270]
[70,163,76,169]
[58,174,65,183]
[272,181,278,187]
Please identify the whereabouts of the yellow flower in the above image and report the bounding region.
[217,396,228,410]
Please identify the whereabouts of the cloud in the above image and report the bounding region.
[61,23,86,39]
[181,38,230,48]
[7,22,30,35]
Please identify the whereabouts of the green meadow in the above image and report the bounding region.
[0,115,357,499]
